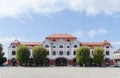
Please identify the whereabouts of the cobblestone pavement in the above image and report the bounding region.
[0,67,120,78]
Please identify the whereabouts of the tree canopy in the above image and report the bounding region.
[0,44,6,65]
[16,45,30,65]
[93,47,104,66]
[76,46,90,66]
[32,46,47,66]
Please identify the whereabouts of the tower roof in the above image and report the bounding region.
[46,33,76,39]
[11,39,20,44]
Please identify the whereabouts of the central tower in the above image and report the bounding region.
[43,33,80,66]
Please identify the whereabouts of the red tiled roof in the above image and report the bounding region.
[46,33,76,39]
[11,39,20,44]
[20,42,43,49]
[81,40,111,48]
[81,42,103,46]
[10,39,43,49]
[20,42,42,46]
[114,49,120,53]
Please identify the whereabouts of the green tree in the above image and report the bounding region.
[16,45,30,66]
[0,44,6,65]
[76,46,90,66]
[32,46,47,66]
[93,47,104,66]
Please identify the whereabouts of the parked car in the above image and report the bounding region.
[113,65,120,67]
[0,64,8,67]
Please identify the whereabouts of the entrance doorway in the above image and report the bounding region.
[11,58,17,66]
[73,58,76,66]
[105,58,110,66]
[55,58,67,66]
[45,59,50,66]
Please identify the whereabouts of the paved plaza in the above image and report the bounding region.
[0,67,120,78]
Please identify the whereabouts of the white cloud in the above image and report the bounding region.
[68,0,120,16]
[0,0,120,18]
[98,28,108,34]
[88,28,108,38]
[111,41,120,45]
[0,36,28,44]
[88,30,96,38]
[72,31,85,38]
[0,36,28,57]
[0,0,67,18]
[73,28,108,38]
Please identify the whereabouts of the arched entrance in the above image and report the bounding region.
[105,58,110,66]
[45,58,50,66]
[11,58,17,66]
[55,58,67,66]
[73,58,77,66]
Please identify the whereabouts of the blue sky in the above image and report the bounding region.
[0,0,120,57]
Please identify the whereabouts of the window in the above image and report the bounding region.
[74,51,76,55]
[67,51,70,55]
[12,51,16,55]
[47,51,49,55]
[12,45,16,48]
[45,45,49,48]
[92,51,93,55]
[106,51,109,55]
[59,45,63,48]
[53,39,56,41]
[67,39,70,42]
[59,51,63,55]
[106,46,109,48]
[53,51,56,55]
[53,45,56,48]
[74,45,77,48]
[67,46,70,48]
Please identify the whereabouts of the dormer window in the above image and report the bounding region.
[74,45,77,48]
[67,46,70,48]
[67,39,70,42]
[53,45,56,48]
[106,46,109,48]
[53,39,56,42]
[59,45,63,48]
[45,45,49,48]
[12,45,16,48]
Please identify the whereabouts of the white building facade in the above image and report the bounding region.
[8,33,114,66]
[114,49,120,65]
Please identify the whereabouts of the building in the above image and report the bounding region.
[114,49,120,65]
[8,33,114,66]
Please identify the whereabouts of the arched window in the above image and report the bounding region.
[73,45,77,48]
[53,51,56,55]
[12,45,16,48]
[53,39,56,42]
[106,46,109,48]
[73,51,76,55]
[67,51,70,55]
[59,51,63,55]
[106,51,109,55]
[45,45,49,48]
[53,45,56,48]
[59,45,63,48]
[67,46,70,48]
[12,51,16,55]
[47,51,49,55]
[67,39,70,42]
